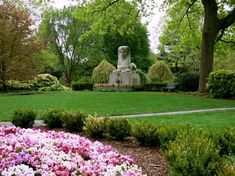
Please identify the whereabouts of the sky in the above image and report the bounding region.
[51,0,165,53]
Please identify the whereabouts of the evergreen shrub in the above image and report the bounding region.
[148,61,174,83]
[92,60,115,84]
[106,118,131,140]
[131,122,160,147]
[175,72,199,92]
[42,109,63,129]
[85,115,108,138]
[208,70,235,98]
[166,126,221,176]
[61,111,86,132]
[12,109,36,128]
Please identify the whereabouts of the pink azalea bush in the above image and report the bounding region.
[0,126,146,176]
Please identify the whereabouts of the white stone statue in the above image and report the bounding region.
[117,46,137,72]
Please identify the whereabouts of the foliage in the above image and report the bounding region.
[12,109,36,128]
[85,115,108,138]
[166,126,221,176]
[39,84,70,91]
[218,156,235,176]
[157,124,178,150]
[71,77,93,91]
[6,80,35,91]
[74,0,151,71]
[38,6,94,85]
[0,0,42,91]
[208,70,235,98]
[147,61,174,83]
[131,123,160,147]
[93,83,134,92]
[211,129,235,156]
[42,109,63,129]
[34,74,59,88]
[106,118,131,140]
[92,60,115,84]
[61,111,86,132]
[176,72,199,92]
[161,0,235,92]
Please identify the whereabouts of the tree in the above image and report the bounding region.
[75,0,151,72]
[159,1,203,73]
[162,0,235,92]
[0,0,42,91]
[39,6,95,85]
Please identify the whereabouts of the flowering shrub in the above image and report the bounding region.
[94,83,134,92]
[0,126,145,176]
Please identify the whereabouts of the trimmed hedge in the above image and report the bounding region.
[92,60,115,84]
[148,61,174,84]
[12,109,36,128]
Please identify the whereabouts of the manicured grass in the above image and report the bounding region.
[128,110,235,128]
[0,91,234,121]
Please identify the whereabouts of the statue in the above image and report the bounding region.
[109,46,140,85]
[117,46,137,72]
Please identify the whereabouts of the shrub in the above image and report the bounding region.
[175,72,199,92]
[42,109,63,129]
[131,122,160,147]
[92,60,115,84]
[147,61,174,84]
[6,80,35,91]
[106,118,131,140]
[34,74,59,88]
[166,126,221,176]
[157,123,178,150]
[85,115,108,138]
[39,84,70,91]
[211,129,235,156]
[218,156,235,176]
[72,77,93,91]
[208,70,235,98]
[61,111,86,132]
[12,109,36,128]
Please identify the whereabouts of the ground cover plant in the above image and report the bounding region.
[0,126,145,176]
[0,92,234,121]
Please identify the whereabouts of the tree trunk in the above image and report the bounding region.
[0,61,7,91]
[199,0,219,92]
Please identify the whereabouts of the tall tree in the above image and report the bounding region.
[0,0,41,91]
[162,0,235,92]
[39,6,94,85]
[75,0,151,71]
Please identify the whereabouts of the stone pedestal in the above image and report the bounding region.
[109,71,140,85]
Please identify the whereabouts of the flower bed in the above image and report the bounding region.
[93,84,134,92]
[0,126,145,176]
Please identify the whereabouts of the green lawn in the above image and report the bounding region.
[128,110,235,128]
[0,91,234,121]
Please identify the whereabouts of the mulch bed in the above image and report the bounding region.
[90,137,169,176]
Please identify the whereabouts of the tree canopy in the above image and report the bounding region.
[0,0,42,91]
